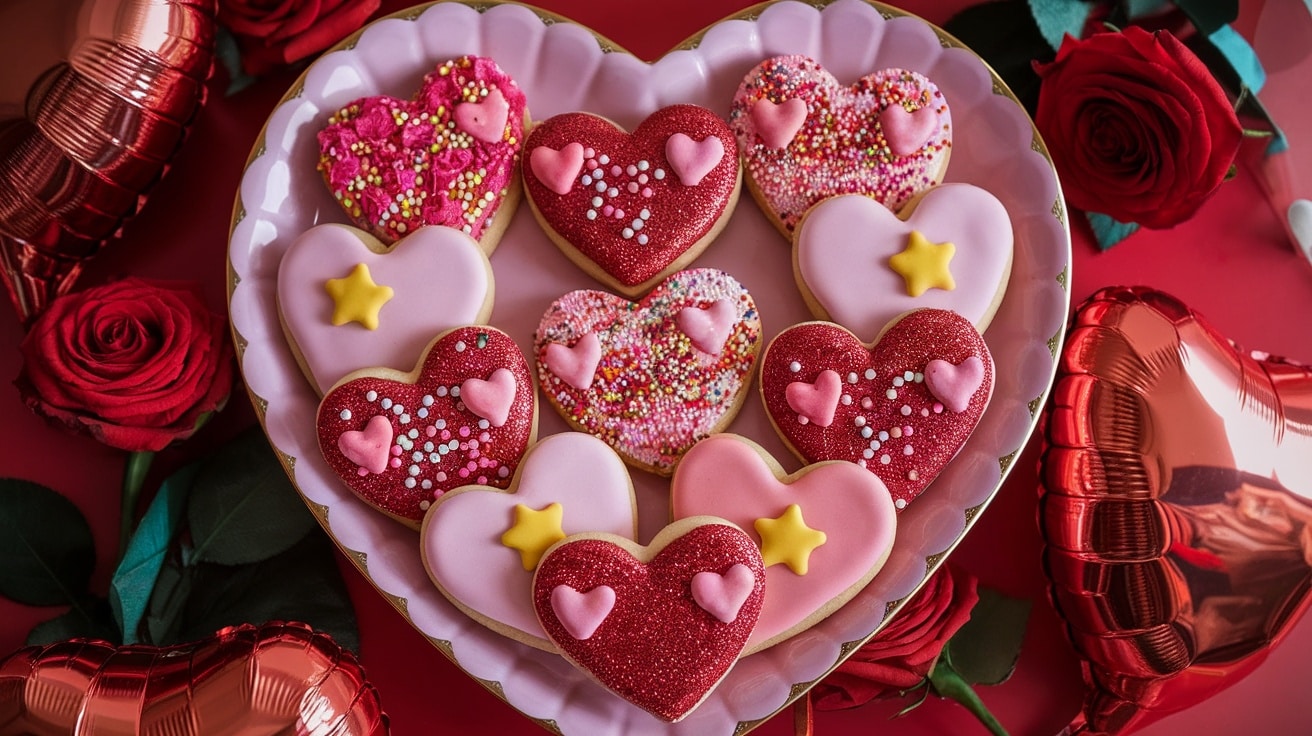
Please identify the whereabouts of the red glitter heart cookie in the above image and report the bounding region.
[729,55,951,237]
[533,268,762,475]
[317,55,527,252]
[759,311,993,510]
[532,517,765,722]
[317,326,537,527]
[522,105,742,296]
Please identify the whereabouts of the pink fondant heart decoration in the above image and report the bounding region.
[759,311,994,511]
[731,55,952,235]
[317,326,537,527]
[337,414,393,475]
[532,518,765,722]
[671,435,896,652]
[460,368,517,427]
[925,356,985,413]
[421,432,638,651]
[691,563,756,624]
[317,55,527,247]
[794,184,1014,341]
[784,369,842,427]
[534,269,762,474]
[522,105,742,296]
[277,224,494,394]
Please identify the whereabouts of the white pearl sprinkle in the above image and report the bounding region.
[586,209,597,220]
[422,395,434,407]
[840,395,853,405]
[870,440,881,450]
[407,429,419,439]
[622,227,634,238]
[451,386,461,398]
[893,377,905,387]
[854,416,866,427]
[895,498,907,509]
[408,465,421,477]
[592,169,604,179]
[455,341,466,352]
[861,426,874,438]
[591,196,603,207]
[430,453,440,463]
[438,445,449,455]
[863,449,875,459]
[381,398,393,410]
[904,371,915,381]
[880,454,891,465]
[639,208,650,220]
[637,234,649,245]
[424,442,434,452]
[435,419,447,429]
[400,414,410,424]
[339,409,352,421]
[366,390,378,402]
[422,480,433,490]
[448,440,459,450]
[478,420,490,429]
[789,361,801,373]
[599,154,610,164]
[436,387,448,397]
[915,372,924,383]
[904,445,914,455]
[886,389,897,399]
[879,431,890,441]
[405,478,417,489]
[638,160,649,171]
[901,405,913,416]
[626,165,637,176]
[654,169,665,179]
[595,181,606,192]
[412,451,424,462]
[632,219,644,230]
[847,372,858,384]
[393,404,404,415]
[581,175,593,186]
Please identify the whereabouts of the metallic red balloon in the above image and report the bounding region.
[0,621,389,735]
[0,0,215,324]
[1041,286,1312,735]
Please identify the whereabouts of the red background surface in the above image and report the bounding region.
[3,1,1312,734]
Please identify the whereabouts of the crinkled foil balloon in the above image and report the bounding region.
[1041,286,1312,735]
[0,0,215,324]
[0,621,389,735]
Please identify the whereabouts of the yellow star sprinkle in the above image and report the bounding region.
[324,263,394,330]
[754,504,826,575]
[501,503,566,571]
[888,230,956,297]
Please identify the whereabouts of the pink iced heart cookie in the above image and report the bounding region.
[532,518,765,722]
[317,326,537,527]
[759,311,994,510]
[522,105,742,297]
[533,269,762,475]
[277,224,494,394]
[795,184,1014,341]
[421,433,637,650]
[730,55,951,236]
[671,435,896,653]
[316,55,527,251]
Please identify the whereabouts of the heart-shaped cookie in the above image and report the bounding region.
[317,326,537,527]
[671,434,896,652]
[794,184,1013,341]
[317,55,527,252]
[421,432,638,651]
[277,224,494,394]
[533,268,762,474]
[533,517,765,722]
[760,311,994,510]
[522,105,742,296]
[730,55,952,237]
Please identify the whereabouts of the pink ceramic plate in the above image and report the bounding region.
[228,1,1070,733]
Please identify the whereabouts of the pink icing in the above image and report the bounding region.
[670,434,896,652]
[337,415,393,475]
[550,585,616,640]
[924,356,985,413]
[459,368,517,427]
[880,104,939,156]
[675,299,736,355]
[420,432,637,648]
[784,369,841,427]
[749,97,807,149]
[530,142,585,196]
[664,133,724,186]
[454,88,510,143]
[795,185,1013,341]
[691,564,755,624]
[277,224,492,394]
[543,332,602,390]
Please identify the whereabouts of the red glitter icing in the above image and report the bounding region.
[523,105,739,287]
[534,268,761,474]
[729,55,952,232]
[760,310,992,510]
[532,522,765,722]
[317,56,527,243]
[316,327,535,525]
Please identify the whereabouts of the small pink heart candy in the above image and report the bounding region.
[665,133,724,186]
[750,97,807,149]
[785,369,842,427]
[544,332,602,390]
[550,584,616,640]
[459,368,517,427]
[676,300,736,355]
[880,104,938,156]
[337,414,393,475]
[454,88,511,143]
[691,564,756,624]
[924,355,985,413]
[530,142,585,195]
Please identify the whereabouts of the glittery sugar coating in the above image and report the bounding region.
[317,56,526,243]
[534,269,762,474]
[532,523,765,722]
[523,105,740,289]
[729,55,951,233]
[760,311,992,510]
[317,327,535,525]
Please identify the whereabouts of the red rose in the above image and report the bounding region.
[813,563,979,709]
[219,0,381,77]
[1034,27,1242,229]
[16,278,235,453]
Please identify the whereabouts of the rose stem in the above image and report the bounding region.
[118,450,156,561]
[928,659,1009,736]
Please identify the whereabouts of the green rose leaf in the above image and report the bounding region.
[26,595,119,647]
[143,555,194,647]
[0,478,95,606]
[187,428,317,566]
[945,587,1032,687]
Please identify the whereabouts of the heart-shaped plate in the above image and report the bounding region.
[228,1,1070,733]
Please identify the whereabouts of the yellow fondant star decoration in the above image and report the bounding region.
[754,504,826,575]
[501,502,566,571]
[325,263,394,330]
[888,230,956,297]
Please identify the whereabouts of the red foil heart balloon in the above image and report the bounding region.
[0,621,388,735]
[0,0,215,323]
[1041,286,1312,735]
